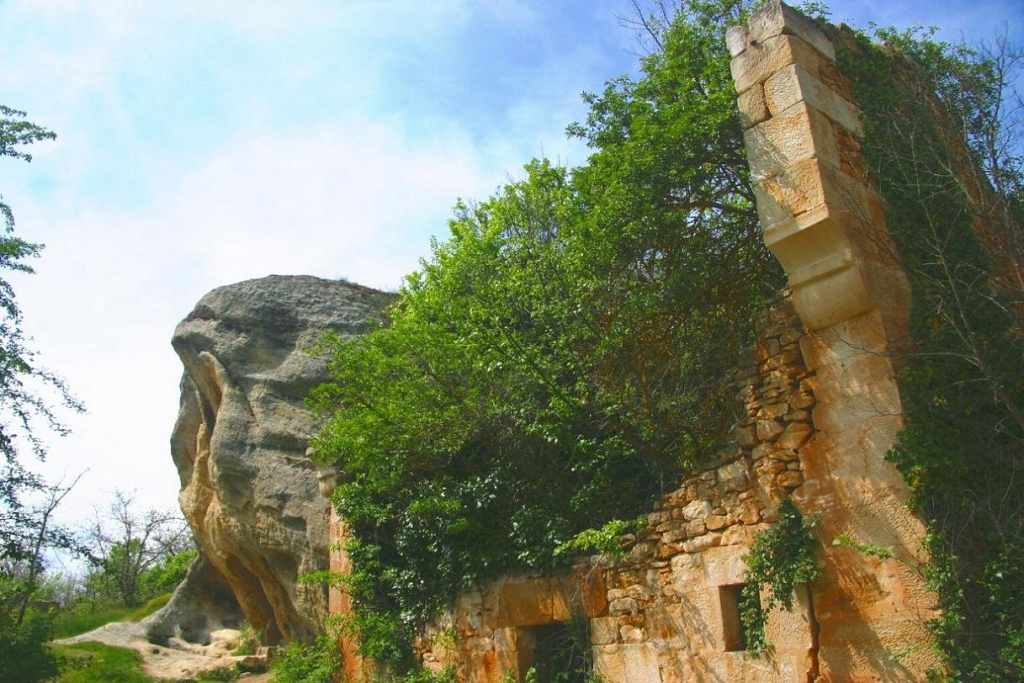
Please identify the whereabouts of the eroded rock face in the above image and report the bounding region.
[155,275,390,645]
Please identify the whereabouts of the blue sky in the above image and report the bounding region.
[1,0,1021,550]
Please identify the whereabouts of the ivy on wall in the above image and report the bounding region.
[741,498,820,656]
[839,24,1024,680]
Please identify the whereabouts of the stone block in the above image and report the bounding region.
[702,545,749,585]
[759,401,790,419]
[753,156,827,228]
[735,423,758,448]
[790,259,874,331]
[737,499,762,524]
[756,418,785,441]
[785,409,811,422]
[721,524,756,546]
[747,0,835,60]
[685,519,707,537]
[620,625,647,643]
[681,500,712,521]
[765,63,862,134]
[594,643,662,682]
[738,84,770,130]
[717,460,749,482]
[493,627,516,652]
[726,25,749,57]
[777,421,813,449]
[773,448,801,462]
[682,534,721,553]
[731,33,822,95]
[609,597,640,616]
[590,617,621,646]
[744,101,839,182]
[670,552,701,571]
[751,442,773,461]
[777,471,804,488]
[723,473,751,494]
[706,515,729,531]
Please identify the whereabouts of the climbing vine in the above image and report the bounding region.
[839,24,1024,680]
[740,498,820,655]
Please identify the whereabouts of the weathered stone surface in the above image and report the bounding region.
[156,275,390,645]
[144,553,243,645]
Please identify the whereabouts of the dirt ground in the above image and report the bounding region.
[55,622,273,682]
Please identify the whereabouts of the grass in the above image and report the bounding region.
[52,641,153,682]
[128,593,172,621]
[52,607,136,639]
[52,593,173,639]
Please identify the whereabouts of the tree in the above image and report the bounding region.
[0,103,83,682]
[0,104,81,562]
[86,490,191,607]
[309,0,781,671]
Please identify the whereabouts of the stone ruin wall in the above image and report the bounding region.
[407,298,822,683]
[330,3,943,680]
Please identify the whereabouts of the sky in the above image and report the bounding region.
[1,0,1021,559]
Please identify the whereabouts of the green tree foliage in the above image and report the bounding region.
[0,104,84,682]
[0,105,81,565]
[310,0,781,672]
[85,490,192,607]
[0,595,60,683]
[840,26,1024,679]
[138,547,197,598]
[268,634,342,683]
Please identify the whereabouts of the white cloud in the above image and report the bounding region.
[11,107,533,526]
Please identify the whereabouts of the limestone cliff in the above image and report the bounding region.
[148,275,390,645]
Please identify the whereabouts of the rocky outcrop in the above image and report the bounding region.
[151,275,391,645]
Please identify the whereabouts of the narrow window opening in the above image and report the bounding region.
[720,583,760,652]
[516,622,591,683]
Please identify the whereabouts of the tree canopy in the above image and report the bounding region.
[309,0,781,671]
[0,105,81,565]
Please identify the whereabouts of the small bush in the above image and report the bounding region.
[198,665,241,681]
[0,609,60,683]
[400,667,457,682]
[232,621,261,656]
[269,634,341,683]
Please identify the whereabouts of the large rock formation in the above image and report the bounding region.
[148,275,391,645]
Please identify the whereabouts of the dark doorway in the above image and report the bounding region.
[526,622,591,683]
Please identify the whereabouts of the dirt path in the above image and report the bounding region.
[55,622,273,682]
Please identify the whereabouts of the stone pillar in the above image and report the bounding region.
[729,3,939,679]
[328,508,367,678]
[316,460,367,679]
[728,2,910,339]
